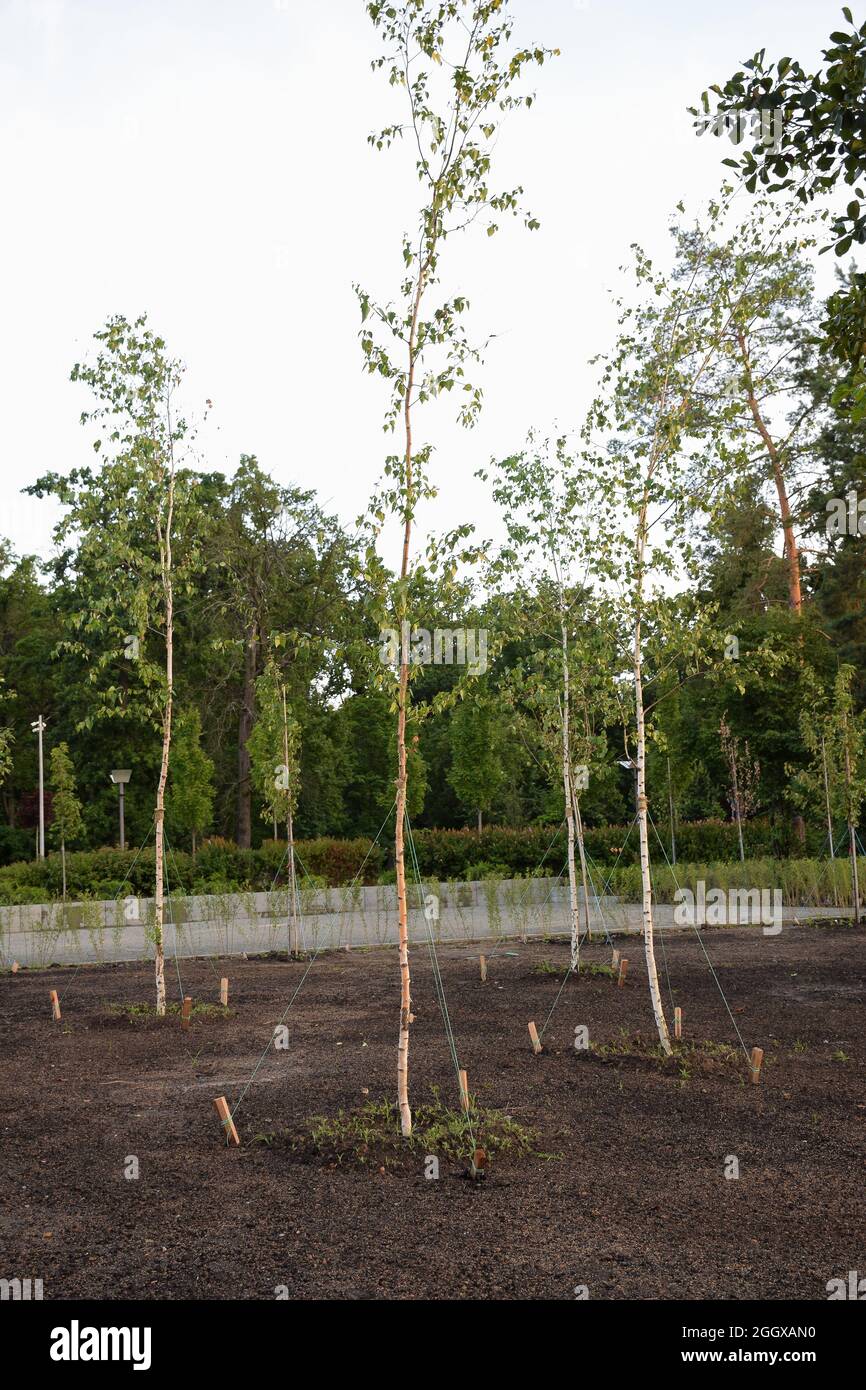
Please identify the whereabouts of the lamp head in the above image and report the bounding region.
[110,769,132,785]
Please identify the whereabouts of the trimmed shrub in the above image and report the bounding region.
[0,816,839,904]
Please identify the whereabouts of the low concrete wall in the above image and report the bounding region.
[0,878,843,969]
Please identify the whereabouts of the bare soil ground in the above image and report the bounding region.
[1,924,864,1300]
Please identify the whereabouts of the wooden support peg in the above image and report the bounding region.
[181,996,192,1031]
[469,1147,487,1180]
[479,954,487,983]
[11,961,20,974]
[219,977,228,1007]
[611,948,620,973]
[49,989,61,1021]
[213,1095,240,1146]
[527,1020,542,1054]
[617,958,629,988]
[674,1006,682,1040]
[749,1046,764,1086]
[459,1069,470,1113]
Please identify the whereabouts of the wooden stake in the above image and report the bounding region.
[479,954,487,982]
[674,1006,682,1040]
[49,989,61,1021]
[617,958,629,987]
[11,961,19,974]
[749,1046,764,1086]
[213,1095,240,1146]
[219,977,228,1007]
[611,948,620,973]
[527,1020,542,1054]
[181,996,192,1031]
[459,1069,470,1112]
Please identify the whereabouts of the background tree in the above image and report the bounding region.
[248,657,302,953]
[485,436,621,969]
[820,667,864,920]
[692,9,866,417]
[166,708,215,855]
[447,694,505,833]
[48,742,84,899]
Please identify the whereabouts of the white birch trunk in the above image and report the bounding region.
[282,685,299,956]
[572,789,593,947]
[153,470,175,1018]
[559,613,580,970]
[634,513,671,1054]
[845,739,861,924]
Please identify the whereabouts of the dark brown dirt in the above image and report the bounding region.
[1,925,865,1300]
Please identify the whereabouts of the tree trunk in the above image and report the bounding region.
[634,508,672,1054]
[559,613,581,971]
[153,474,176,1017]
[394,264,426,1140]
[61,837,66,900]
[735,327,802,612]
[729,743,745,862]
[821,735,839,908]
[395,657,412,1136]
[477,808,482,834]
[572,789,593,950]
[236,622,257,848]
[667,756,677,866]
[845,739,861,924]
[283,685,299,957]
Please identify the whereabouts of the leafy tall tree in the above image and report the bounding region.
[47,315,208,1012]
[582,233,748,1051]
[48,742,84,898]
[359,0,556,1135]
[485,437,620,969]
[691,8,866,413]
[248,658,302,953]
[802,667,866,920]
[203,457,355,846]
[447,694,505,832]
[166,708,215,854]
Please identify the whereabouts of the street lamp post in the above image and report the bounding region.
[110,770,132,851]
[31,716,47,860]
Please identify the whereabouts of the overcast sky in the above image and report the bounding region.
[0,0,851,564]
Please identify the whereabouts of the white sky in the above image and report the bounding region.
[0,0,851,564]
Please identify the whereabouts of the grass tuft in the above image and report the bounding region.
[293,1086,545,1169]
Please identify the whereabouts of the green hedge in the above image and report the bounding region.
[0,816,837,905]
[406,817,824,880]
[0,837,384,905]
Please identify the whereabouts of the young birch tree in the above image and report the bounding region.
[484,436,619,970]
[48,742,84,900]
[359,0,556,1135]
[797,666,866,922]
[248,658,303,955]
[581,238,744,1052]
[64,316,205,1013]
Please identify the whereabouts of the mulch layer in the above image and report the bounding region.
[1,924,864,1300]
